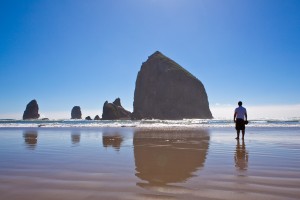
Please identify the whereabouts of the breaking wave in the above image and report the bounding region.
[0,118,299,128]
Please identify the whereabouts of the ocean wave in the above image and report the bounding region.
[0,119,299,128]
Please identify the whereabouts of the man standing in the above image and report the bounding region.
[234,101,247,139]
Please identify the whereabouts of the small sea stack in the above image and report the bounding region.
[71,106,82,119]
[94,115,101,120]
[23,99,40,120]
[85,116,92,120]
[132,51,213,120]
[102,98,131,120]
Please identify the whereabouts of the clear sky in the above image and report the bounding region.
[1,0,300,119]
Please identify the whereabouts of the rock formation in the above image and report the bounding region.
[71,106,82,119]
[102,98,131,120]
[85,116,92,120]
[23,99,40,120]
[94,115,101,120]
[132,51,213,119]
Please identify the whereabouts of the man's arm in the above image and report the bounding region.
[245,112,248,121]
[234,112,237,122]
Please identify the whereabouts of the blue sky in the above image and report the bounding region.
[0,0,299,119]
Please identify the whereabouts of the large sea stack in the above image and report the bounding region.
[23,99,40,120]
[102,98,131,120]
[132,51,213,120]
[71,106,82,119]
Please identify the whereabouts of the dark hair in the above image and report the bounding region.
[238,101,242,106]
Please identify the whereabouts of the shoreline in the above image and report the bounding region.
[0,118,300,129]
[1,126,300,134]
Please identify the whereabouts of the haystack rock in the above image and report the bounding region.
[132,51,213,120]
[71,106,82,119]
[23,99,40,120]
[102,98,131,120]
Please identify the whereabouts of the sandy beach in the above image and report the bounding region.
[0,127,299,200]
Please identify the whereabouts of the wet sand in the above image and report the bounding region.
[0,127,299,200]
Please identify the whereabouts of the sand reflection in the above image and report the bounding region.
[134,129,210,187]
[102,132,124,151]
[23,130,38,150]
[234,140,249,171]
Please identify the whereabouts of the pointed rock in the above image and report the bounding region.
[94,115,101,120]
[85,116,92,120]
[23,99,40,120]
[113,98,121,107]
[132,51,213,119]
[102,98,131,120]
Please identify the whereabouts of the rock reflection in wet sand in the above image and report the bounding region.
[133,129,209,187]
[102,132,124,151]
[23,130,38,150]
[71,132,81,145]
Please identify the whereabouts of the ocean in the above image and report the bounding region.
[0,118,299,128]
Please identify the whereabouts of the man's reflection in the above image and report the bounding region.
[234,139,249,171]
[134,129,210,187]
[23,130,38,150]
[102,133,124,151]
[71,132,81,145]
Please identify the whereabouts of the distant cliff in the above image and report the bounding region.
[132,51,212,120]
[23,99,40,120]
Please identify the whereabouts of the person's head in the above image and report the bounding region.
[238,101,242,106]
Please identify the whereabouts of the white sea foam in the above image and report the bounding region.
[0,118,299,128]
